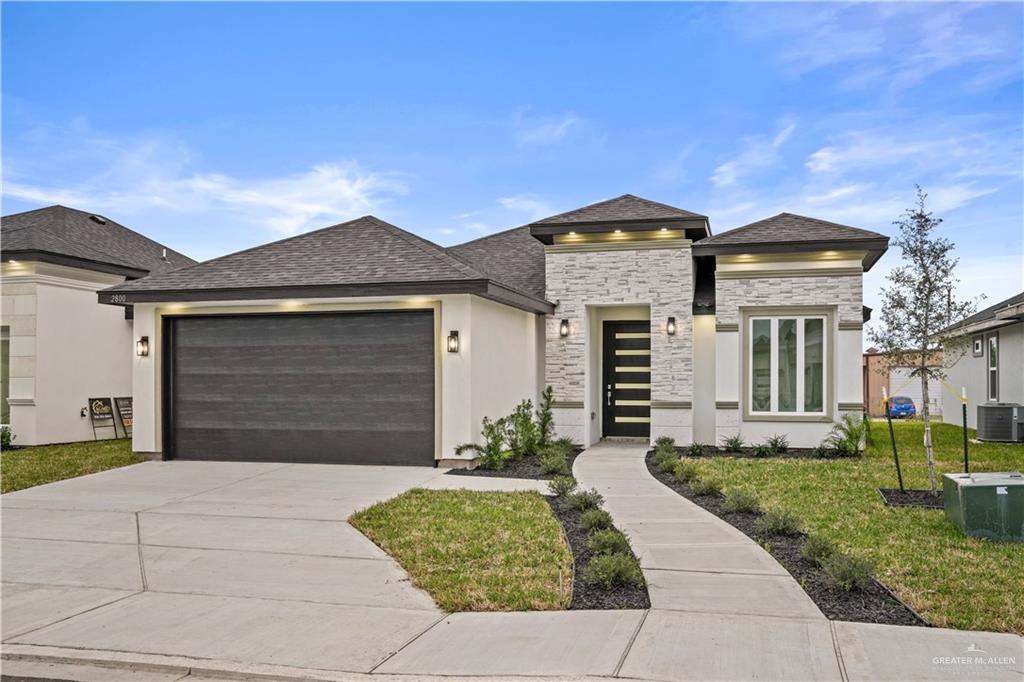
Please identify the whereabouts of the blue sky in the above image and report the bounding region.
[3,2,1022,316]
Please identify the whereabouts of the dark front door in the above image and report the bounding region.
[163,310,435,466]
[602,321,651,438]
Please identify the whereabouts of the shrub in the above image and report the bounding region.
[821,553,874,591]
[567,488,604,511]
[658,453,680,473]
[505,400,539,459]
[654,435,676,449]
[823,413,869,457]
[754,510,801,537]
[752,444,774,458]
[673,459,699,483]
[582,552,644,589]
[548,475,577,497]
[690,478,722,496]
[766,433,789,454]
[551,437,575,454]
[579,508,613,532]
[587,529,631,555]
[801,535,836,565]
[455,416,509,470]
[812,444,832,459]
[0,425,13,450]
[688,442,707,457]
[723,489,760,514]
[535,386,555,447]
[720,434,744,452]
[538,446,568,475]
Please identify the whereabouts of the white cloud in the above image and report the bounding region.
[497,194,554,221]
[513,110,588,146]
[711,120,796,187]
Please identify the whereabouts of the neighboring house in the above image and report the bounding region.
[97,194,888,465]
[1,206,195,445]
[941,291,1024,430]
[862,348,944,417]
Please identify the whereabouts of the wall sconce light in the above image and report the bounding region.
[136,336,150,357]
[559,319,570,337]
[447,330,460,353]
[666,317,677,335]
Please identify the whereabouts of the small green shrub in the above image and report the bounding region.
[548,475,577,497]
[801,535,836,565]
[579,508,613,532]
[754,510,802,537]
[688,442,707,457]
[587,529,631,555]
[582,552,644,589]
[658,453,680,473]
[720,434,744,452]
[551,436,575,454]
[455,416,509,470]
[673,459,699,483]
[654,435,676,449]
[752,444,774,458]
[535,386,555,447]
[723,489,760,513]
[505,400,539,459]
[812,444,832,459]
[690,478,722,496]
[766,434,789,454]
[821,553,874,591]
[824,412,869,456]
[538,446,568,475]
[653,442,676,462]
[567,487,604,511]
[0,425,13,450]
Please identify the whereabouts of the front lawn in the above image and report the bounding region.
[350,489,572,612]
[1,438,141,494]
[689,420,1023,634]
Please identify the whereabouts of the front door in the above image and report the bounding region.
[602,321,651,438]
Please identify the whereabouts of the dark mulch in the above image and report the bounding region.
[647,453,927,627]
[545,496,651,610]
[651,447,859,460]
[878,488,945,509]
[447,448,583,480]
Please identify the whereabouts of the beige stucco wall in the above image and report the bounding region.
[1,261,131,445]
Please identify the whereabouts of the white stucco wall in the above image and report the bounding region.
[692,314,716,444]
[943,322,1023,429]
[1,261,131,445]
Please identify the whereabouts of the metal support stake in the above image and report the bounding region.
[883,388,904,492]
[961,387,969,474]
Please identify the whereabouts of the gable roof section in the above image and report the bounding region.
[533,194,708,225]
[447,225,545,300]
[100,216,553,314]
[2,205,195,277]
[693,212,889,270]
[941,291,1024,335]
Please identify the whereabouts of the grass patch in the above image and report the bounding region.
[1,438,141,494]
[688,420,1024,633]
[349,488,572,612]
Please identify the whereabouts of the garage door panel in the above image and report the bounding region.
[168,311,435,465]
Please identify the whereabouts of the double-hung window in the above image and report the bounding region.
[749,314,827,416]
[987,333,999,401]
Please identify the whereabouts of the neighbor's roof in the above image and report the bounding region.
[693,213,889,270]
[447,225,545,300]
[100,215,553,314]
[532,194,708,225]
[1,205,195,277]
[941,291,1024,335]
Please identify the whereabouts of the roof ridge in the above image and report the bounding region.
[448,224,530,249]
[54,205,193,262]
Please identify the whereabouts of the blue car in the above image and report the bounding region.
[888,396,916,418]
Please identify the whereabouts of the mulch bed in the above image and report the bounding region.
[545,496,651,611]
[447,448,583,480]
[878,488,945,509]
[651,447,860,460]
[647,454,927,627]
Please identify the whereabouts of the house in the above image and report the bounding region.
[1,206,195,445]
[862,348,944,417]
[97,194,888,465]
[941,291,1024,430]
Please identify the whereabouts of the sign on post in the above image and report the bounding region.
[115,396,133,437]
[88,397,117,440]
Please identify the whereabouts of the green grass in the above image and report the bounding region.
[689,420,1023,634]
[350,488,572,612]
[1,438,141,494]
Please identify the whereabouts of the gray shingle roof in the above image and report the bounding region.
[1,205,195,275]
[697,212,886,247]
[944,291,1024,333]
[532,194,707,225]
[447,226,545,300]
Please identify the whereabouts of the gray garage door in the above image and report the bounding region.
[165,310,435,465]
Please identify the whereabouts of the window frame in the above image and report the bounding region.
[742,308,833,421]
[986,332,999,402]
[972,335,984,357]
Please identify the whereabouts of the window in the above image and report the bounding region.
[748,315,828,416]
[987,333,998,401]
[972,336,984,357]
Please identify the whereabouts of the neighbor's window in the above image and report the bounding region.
[987,333,998,401]
[749,315,827,416]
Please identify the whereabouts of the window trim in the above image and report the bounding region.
[741,307,835,422]
[986,332,999,402]
[972,335,984,357]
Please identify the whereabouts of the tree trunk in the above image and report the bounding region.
[920,360,937,493]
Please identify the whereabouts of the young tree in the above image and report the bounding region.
[869,186,977,493]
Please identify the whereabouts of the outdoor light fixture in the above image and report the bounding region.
[667,317,677,335]
[136,336,150,357]
[559,319,570,337]
[447,330,460,353]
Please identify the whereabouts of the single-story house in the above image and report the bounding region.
[1,205,195,445]
[98,194,888,466]
[862,348,944,417]
[941,291,1024,430]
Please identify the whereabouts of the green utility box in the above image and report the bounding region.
[944,472,1024,542]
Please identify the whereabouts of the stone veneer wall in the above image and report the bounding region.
[716,273,863,325]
